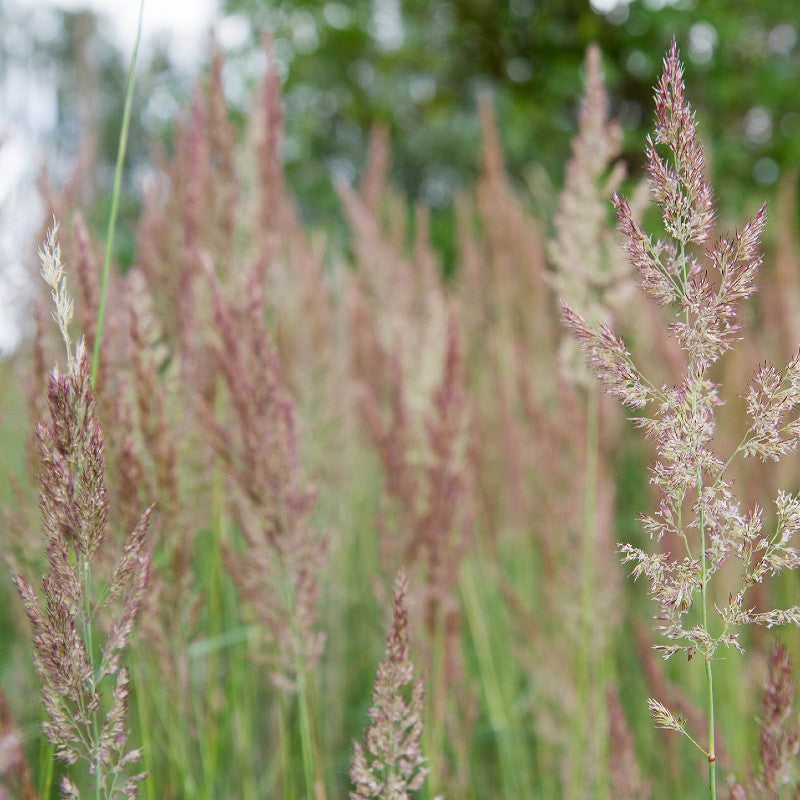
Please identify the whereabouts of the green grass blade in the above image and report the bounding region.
[90,0,144,387]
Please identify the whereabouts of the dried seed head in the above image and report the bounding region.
[38,220,77,373]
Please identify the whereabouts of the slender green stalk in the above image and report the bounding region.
[688,296,715,800]
[90,0,144,387]
[706,659,716,800]
[460,559,526,800]
[233,641,258,800]
[37,739,54,800]
[80,556,103,800]
[194,548,226,794]
[188,672,215,797]
[281,560,325,800]
[195,388,233,796]
[278,696,296,800]
[699,498,716,800]
[572,384,602,800]
[428,603,446,798]
[203,560,225,791]
[132,661,156,800]
[296,669,323,800]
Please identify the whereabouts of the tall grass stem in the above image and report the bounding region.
[132,661,156,800]
[460,559,528,800]
[37,738,54,800]
[91,0,144,386]
[700,499,716,800]
[573,384,602,800]
[296,669,323,800]
[278,696,296,800]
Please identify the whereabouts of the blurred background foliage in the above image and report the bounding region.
[2,0,800,252]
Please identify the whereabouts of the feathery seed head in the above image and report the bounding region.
[350,571,431,800]
[566,44,800,747]
[38,220,77,373]
[12,228,152,796]
[552,45,634,384]
[647,40,714,246]
[647,698,686,733]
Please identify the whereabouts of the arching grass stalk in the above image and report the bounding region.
[564,41,800,800]
[91,0,144,387]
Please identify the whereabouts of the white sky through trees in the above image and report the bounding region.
[0,0,219,353]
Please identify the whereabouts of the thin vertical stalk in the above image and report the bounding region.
[287,570,325,800]
[297,666,319,800]
[688,295,716,800]
[572,384,601,800]
[91,0,144,386]
[188,663,215,798]
[132,661,156,800]
[37,739,54,800]
[279,560,324,800]
[278,696,296,800]
[198,428,231,795]
[81,556,102,800]
[424,602,447,798]
[699,496,716,800]
[460,558,526,800]
[232,637,258,800]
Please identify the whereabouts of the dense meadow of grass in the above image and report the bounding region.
[4,34,800,800]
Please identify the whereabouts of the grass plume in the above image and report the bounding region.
[14,224,152,799]
[350,571,432,800]
[565,40,800,799]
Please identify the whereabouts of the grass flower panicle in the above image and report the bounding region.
[13,224,152,800]
[548,44,635,800]
[731,646,800,799]
[565,39,800,799]
[753,646,800,797]
[204,263,327,691]
[549,44,631,376]
[38,221,75,374]
[350,570,432,800]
